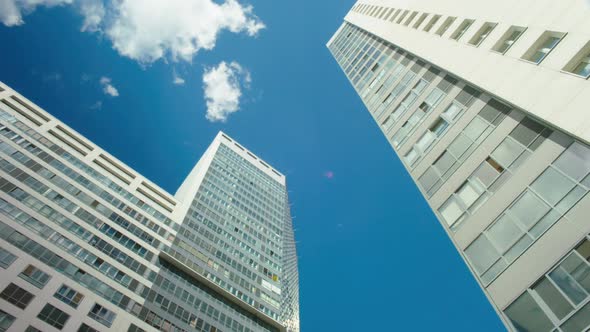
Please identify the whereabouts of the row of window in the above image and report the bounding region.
[438,117,552,231]
[0,220,196,332]
[464,139,590,285]
[0,116,177,249]
[505,237,590,331]
[417,99,511,197]
[0,107,179,233]
[0,93,291,330]
[0,285,118,332]
[0,190,272,332]
[402,85,481,168]
[351,3,590,79]
[0,276,115,329]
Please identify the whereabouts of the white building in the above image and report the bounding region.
[328,1,590,330]
[0,81,299,332]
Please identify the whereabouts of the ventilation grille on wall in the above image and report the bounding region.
[93,154,136,185]
[48,126,95,157]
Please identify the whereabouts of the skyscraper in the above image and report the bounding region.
[0,81,299,332]
[328,1,590,330]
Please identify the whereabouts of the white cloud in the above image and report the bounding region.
[0,0,72,26]
[202,61,250,123]
[103,0,265,64]
[99,77,119,97]
[1,0,264,65]
[173,72,185,85]
[78,0,104,32]
[90,100,102,110]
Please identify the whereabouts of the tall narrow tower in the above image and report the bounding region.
[0,81,299,332]
[328,1,590,330]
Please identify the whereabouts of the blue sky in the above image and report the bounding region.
[0,0,504,330]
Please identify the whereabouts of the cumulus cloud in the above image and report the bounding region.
[202,61,250,122]
[0,0,72,26]
[78,0,104,32]
[173,71,185,85]
[89,100,102,110]
[2,0,264,65]
[99,77,119,97]
[99,0,264,64]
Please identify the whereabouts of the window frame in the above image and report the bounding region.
[562,41,590,79]
[88,303,116,327]
[0,283,35,309]
[404,11,418,26]
[521,31,566,65]
[0,247,16,268]
[19,264,51,289]
[54,284,84,308]
[37,304,70,330]
[435,16,456,37]
[468,22,498,47]
[424,15,441,32]
[396,10,409,24]
[492,26,527,54]
[413,13,429,29]
[450,19,475,41]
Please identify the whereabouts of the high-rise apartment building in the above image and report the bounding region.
[0,81,299,332]
[328,1,590,330]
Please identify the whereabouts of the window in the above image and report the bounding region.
[369,6,378,16]
[504,239,590,331]
[396,10,409,24]
[88,303,116,327]
[387,78,429,125]
[418,99,511,197]
[383,8,394,21]
[405,95,477,168]
[128,324,147,332]
[392,88,447,148]
[405,117,449,167]
[465,235,501,275]
[0,247,16,268]
[404,11,417,26]
[0,283,34,309]
[553,141,590,182]
[19,265,50,288]
[571,53,590,78]
[78,323,100,332]
[563,41,590,78]
[438,118,550,230]
[25,326,43,332]
[0,310,15,332]
[493,26,526,54]
[532,278,573,320]
[522,31,565,64]
[469,22,497,46]
[389,9,401,22]
[441,102,462,122]
[451,19,474,41]
[505,292,554,331]
[38,304,70,330]
[424,15,440,32]
[466,141,590,285]
[54,284,84,308]
[413,13,428,29]
[435,17,456,36]
[374,7,384,18]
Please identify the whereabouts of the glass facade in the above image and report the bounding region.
[329,19,590,332]
[0,88,299,332]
